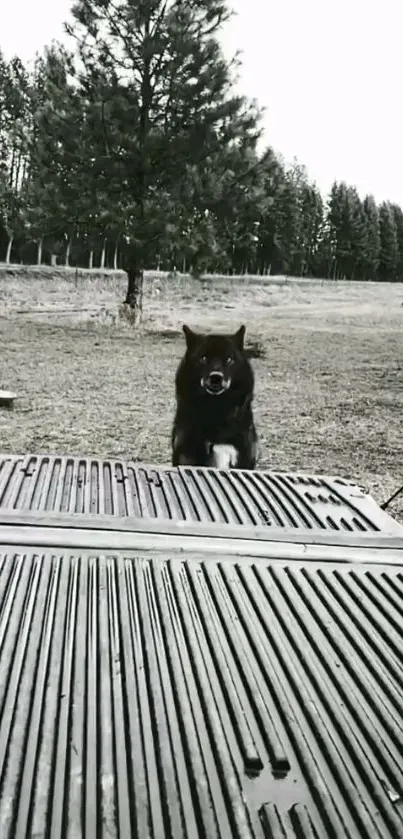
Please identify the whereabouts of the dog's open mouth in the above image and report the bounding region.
[201,377,231,396]
[205,385,226,395]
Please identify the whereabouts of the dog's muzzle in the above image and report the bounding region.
[202,371,230,396]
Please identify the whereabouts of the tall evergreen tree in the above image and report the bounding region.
[346,187,367,279]
[326,182,368,279]
[391,203,403,282]
[254,148,285,275]
[275,162,304,274]
[0,54,31,262]
[66,0,263,316]
[299,181,324,276]
[327,181,345,278]
[362,195,380,280]
[378,202,399,281]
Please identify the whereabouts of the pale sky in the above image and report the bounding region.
[1,0,403,205]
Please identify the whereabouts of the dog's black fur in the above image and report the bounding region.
[171,324,257,469]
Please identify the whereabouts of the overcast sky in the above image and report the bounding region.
[1,0,402,205]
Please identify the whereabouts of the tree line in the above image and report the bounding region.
[1,0,402,313]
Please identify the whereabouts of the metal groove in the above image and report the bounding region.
[259,566,403,834]
[287,568,403,762]
[0,454,400,535]
[259,802,320,838]
[312,570,403,703]
[232,565,387,837]
[2,552,402,836]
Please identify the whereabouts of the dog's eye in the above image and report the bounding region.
[226,356,233,365]
[200,355,207,364]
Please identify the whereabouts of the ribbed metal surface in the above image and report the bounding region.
[0,453,398,534]
[1,550,403,838]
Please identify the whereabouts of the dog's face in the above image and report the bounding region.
[182,324,246,396]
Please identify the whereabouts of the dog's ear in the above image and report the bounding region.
[182,324,199,351]
[233,324,246,350]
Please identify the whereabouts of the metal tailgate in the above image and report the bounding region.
[0,454,403,837]
[0,547,403,837]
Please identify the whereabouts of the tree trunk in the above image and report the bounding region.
[51,253,57,267]
[5,234,13,265]
[113,242,119,270]
[89,250,93,269]
[125,264,144,324]
[9,147,16,190]
[332,260,337,280]
[15,150,22,190]
[65,239,71,267]
[100,239,106,269]
[37,239,43,266]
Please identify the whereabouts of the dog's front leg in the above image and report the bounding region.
[208,444,239,470]
[235,438,257,470]
[172,430,209,467]
[172,450,200,467]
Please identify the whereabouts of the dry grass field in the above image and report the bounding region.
[1,265,403,518]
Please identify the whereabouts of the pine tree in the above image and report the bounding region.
[346,187,368,279]
[390,204,403,282]
[326,182,368,279]
[209,146,276,275]
[0,53,31,262]
[299,181,324,276]
[362,195,380,280]
[274,168,302,274]
[0,50,10,172]
[27,47,92,266]
[378,202,399,281]
[327,182,345,278]
[66,0,263,317]
[254,148,285,275]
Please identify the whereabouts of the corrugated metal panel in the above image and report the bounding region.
[0,453,399,534]
[0,550,402,838]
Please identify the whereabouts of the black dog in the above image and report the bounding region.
[171,324,257,469]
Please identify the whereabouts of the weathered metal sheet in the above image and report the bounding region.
[0,549,402,838]
[0,453,399,535]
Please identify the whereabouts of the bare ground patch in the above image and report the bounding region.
[1,273,403,519]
